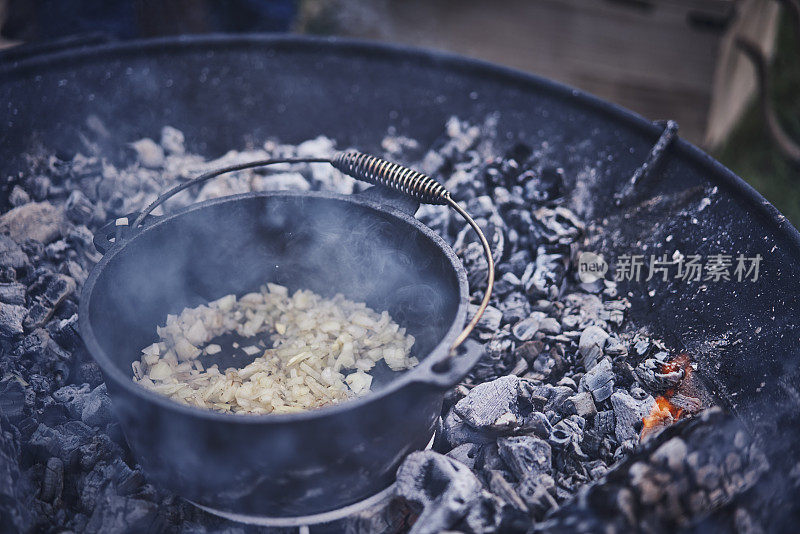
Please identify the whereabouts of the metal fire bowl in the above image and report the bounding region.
[2,34,800,516]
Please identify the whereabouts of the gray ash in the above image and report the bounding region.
[0,118,763,533]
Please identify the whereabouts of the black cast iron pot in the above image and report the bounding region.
[78,183,488,518]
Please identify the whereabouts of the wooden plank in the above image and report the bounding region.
[300,0,779,145]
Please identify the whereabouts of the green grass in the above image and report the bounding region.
[715,13,800,226]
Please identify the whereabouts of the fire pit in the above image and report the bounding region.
[1,35,799,532]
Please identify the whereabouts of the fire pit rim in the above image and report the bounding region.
[78,189,470,424]
[3,33,798,260]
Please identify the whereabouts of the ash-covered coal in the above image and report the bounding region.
[0,117,758,533]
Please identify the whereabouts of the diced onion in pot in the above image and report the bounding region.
[133,283,417,414]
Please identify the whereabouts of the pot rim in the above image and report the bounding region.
[78,189,470,424]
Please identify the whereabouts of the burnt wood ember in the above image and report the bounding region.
[537,409,768,534]
[0,116,746,534]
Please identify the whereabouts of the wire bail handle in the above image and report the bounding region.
[134,151,495,355]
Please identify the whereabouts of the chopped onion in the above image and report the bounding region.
[133,283,416,415]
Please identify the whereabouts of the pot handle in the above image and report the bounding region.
[108,152,494,357]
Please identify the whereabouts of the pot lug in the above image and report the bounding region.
[93,211,160,254]
[413,339,485,389]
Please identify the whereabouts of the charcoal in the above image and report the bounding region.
[509,358,528,376]
[23,301,54,331]
[44,239,69,261]
[485,332,513,362]
[634,357,684,393]
[16,329,70,372]
[472,304,502,334]
[461,241,490,290]
[0,379,26,420]
[27,373,54,395]
[0,302,26,337]
[0,265,17,283]
[130,138,165,168]
[55,298,78,321]
[604,336,628,357]
[504,250,532,277]
[441,409,495,448]
[0,425,35,532]
[519,412,553,439]
[612,360,636,389]
[0,282,26,305]
[116,468,146,495]
[532,207,583,244]
[84,494,159,534]
[633,336,651,356]
[66,224,96,252]
[493,272,521,298]
[516,473,557,517]
[650,437,687,472]
[556,376,577,390]
[9,185,30,207]
[538,317,562,335]
[550,415,586,456]
[160,125,186,155]
[81,384,115,428]
[40,457,64,503]
[594,410,616,436]
[453,375,534,431]
[511,313,543,341]
[670,392,704,414]
[46,314,80,351]
[524,166,563,202]
[76,361,105,387]
[578,278,604,294]
[61,260,88,286]
[465,195,497,219]
[523,248,565,298]
[42,273,76,309]
[65,190,95,225]
[532,384,574,415]
[578,358,614,403]
[446,443,481,469]
[515,339,544,362]
[586,460,609,480]
[497,436,552,479]
[77,434,124,472]
[1,121,719,532]
[395,451,485,534]
[39,401,69,427]
[487,470,528,512]
[25,175,51,200]
[0,201,67,244]
[610,391,655,443]
[498,292,531,324]
[600,299,628,327]
[29,421,95,463]
[476,443,510,472]
[527,347,565,383]
[20,240,44,262]
[565,391,597,419]
[578,326,608,370]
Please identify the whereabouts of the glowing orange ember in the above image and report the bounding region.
[661,353,691,377]
[640,353,692,440]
